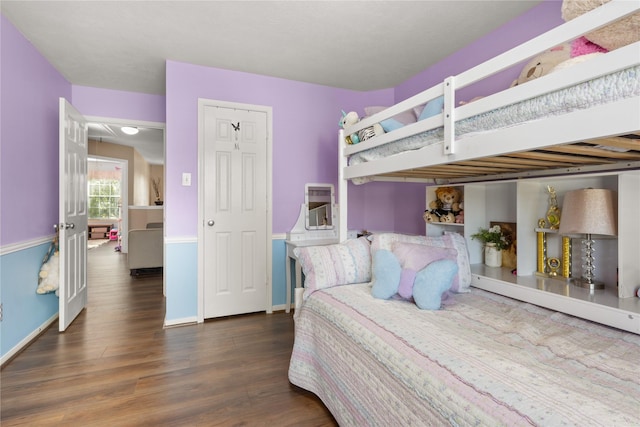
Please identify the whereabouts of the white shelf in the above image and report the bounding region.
[428,170,640,334]
[471,264,640,334]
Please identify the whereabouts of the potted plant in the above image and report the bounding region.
[471,225,509,267]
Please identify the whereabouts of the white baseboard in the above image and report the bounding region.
[1,313,58,367]
[270,303,294,313]
[163,316,198,328]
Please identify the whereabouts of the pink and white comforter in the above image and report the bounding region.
[288,283,640,426]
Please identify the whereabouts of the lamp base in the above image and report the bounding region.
[573,277,605,290]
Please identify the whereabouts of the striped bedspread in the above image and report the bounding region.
[288,283,640,426]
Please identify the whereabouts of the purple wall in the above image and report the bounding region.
[0,15,71,246]
[165,61,406,236]
[395,0,563,103]
[72,86,166,123]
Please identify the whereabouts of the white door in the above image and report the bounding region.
[202,105,268,318]
[58,98,88,332]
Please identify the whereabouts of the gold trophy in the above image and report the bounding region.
[545,186,561,229]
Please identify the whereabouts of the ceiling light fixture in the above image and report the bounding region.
[121,126,139,135]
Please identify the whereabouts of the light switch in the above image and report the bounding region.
[182,172,191,186]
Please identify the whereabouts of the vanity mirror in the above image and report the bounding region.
[305,184,335,230]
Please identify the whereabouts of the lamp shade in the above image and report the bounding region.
[558,188,617,236]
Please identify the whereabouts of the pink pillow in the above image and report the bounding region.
[392,242,458,271]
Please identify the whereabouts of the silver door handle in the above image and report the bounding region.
[207,220,215,226]
[64,223,75,229]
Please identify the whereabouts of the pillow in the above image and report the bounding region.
[368,232,471,293]
[413,260,458,310]
[379,118,405,132]
[391,242,458,271]
[364,106,419,133]
[371,249,458,310]
[294,237,371,300]
[413,96,445,121]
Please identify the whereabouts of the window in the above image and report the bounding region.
[88,179,121,219]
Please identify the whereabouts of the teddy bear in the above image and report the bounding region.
[429,186,462,222]
[339,110,384,144]
[561,0,640,52]
[511,43,574,86]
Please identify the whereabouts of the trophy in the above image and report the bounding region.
[545,186,561,229]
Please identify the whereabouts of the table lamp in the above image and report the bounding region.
[558,188,617,290]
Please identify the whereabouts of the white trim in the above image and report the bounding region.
[165,236,198,245]
[0,235,55,256]
[84,116,166,132]
[89,155,129,253]
[197,99,274,322]
[272,233,286,240]
[1,313,58,367]
[163,316,198,328]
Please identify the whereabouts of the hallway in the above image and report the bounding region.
[1,241,335,426]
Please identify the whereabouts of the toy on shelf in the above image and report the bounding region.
[425,186,463,224]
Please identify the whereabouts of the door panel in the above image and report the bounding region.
[203,106,267,318]
[59,98,88,332]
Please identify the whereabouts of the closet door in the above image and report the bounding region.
[201,104,268,318]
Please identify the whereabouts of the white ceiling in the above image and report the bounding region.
[2,0,541,163]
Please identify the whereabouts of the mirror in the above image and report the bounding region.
[305,184,335,230]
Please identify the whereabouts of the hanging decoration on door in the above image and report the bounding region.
[232,122,240,141]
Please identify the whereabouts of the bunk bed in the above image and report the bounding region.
[337,2,639,194]
[289,1,640,425]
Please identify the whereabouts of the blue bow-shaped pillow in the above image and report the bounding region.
[371,249,458,310]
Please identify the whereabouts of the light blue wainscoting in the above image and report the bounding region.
[271,238,287,309]
[164,240,198,326]
[163,238,291,326]
[1,240,59,363]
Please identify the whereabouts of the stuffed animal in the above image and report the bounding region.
[423,210,437,223]
[455,210,465,224]
[339,110,384,144]
[429,186,462,222]
[511,43,573,86]
[562,0,640,52]
[37,250,60,296]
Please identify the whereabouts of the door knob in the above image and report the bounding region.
[207,220,215,226]
[65,223,75,229]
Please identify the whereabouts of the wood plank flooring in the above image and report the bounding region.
[1,241,336,426]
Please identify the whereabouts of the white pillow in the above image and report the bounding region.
[294,237,371,300]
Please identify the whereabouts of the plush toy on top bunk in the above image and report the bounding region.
[512,0,640,86]
[424,186,463,224]
[562,0,640,52]
[339,110,384,145]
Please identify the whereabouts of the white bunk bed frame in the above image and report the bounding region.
[338,0,640,242]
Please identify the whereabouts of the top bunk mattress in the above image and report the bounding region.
[348,65,639,170]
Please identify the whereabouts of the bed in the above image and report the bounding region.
[338,0,640,193]
[289,281,640,426]
[289,2,640,424]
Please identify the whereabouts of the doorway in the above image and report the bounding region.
[86,117,166,292]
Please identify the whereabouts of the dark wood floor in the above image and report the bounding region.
[1,240,336,426]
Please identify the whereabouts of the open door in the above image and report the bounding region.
[58,98,89,331]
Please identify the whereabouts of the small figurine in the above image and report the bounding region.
[545,185,561,229]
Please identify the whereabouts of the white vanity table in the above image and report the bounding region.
[284,184,339,313]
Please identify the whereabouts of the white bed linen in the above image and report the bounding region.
[289,283,640,426]
[348,66,639,176]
